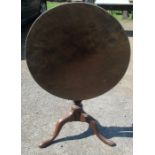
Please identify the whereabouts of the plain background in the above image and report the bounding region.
[0,0,155,155]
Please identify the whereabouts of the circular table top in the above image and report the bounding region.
[26,3,130,100]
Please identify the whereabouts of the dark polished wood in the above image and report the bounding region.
[26,3,130,100]
[39,101,116,148]
[26,3,130,148]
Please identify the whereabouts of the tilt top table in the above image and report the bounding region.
[26,3,130,148]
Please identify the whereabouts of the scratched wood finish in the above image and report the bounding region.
[26,3,130,100]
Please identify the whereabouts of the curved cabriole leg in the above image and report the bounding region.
[89,120,116,147]
[80,113,116,147]
[39,100,116,148]
[39,111,74,148]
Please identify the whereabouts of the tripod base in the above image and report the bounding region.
[39,101,116,148]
